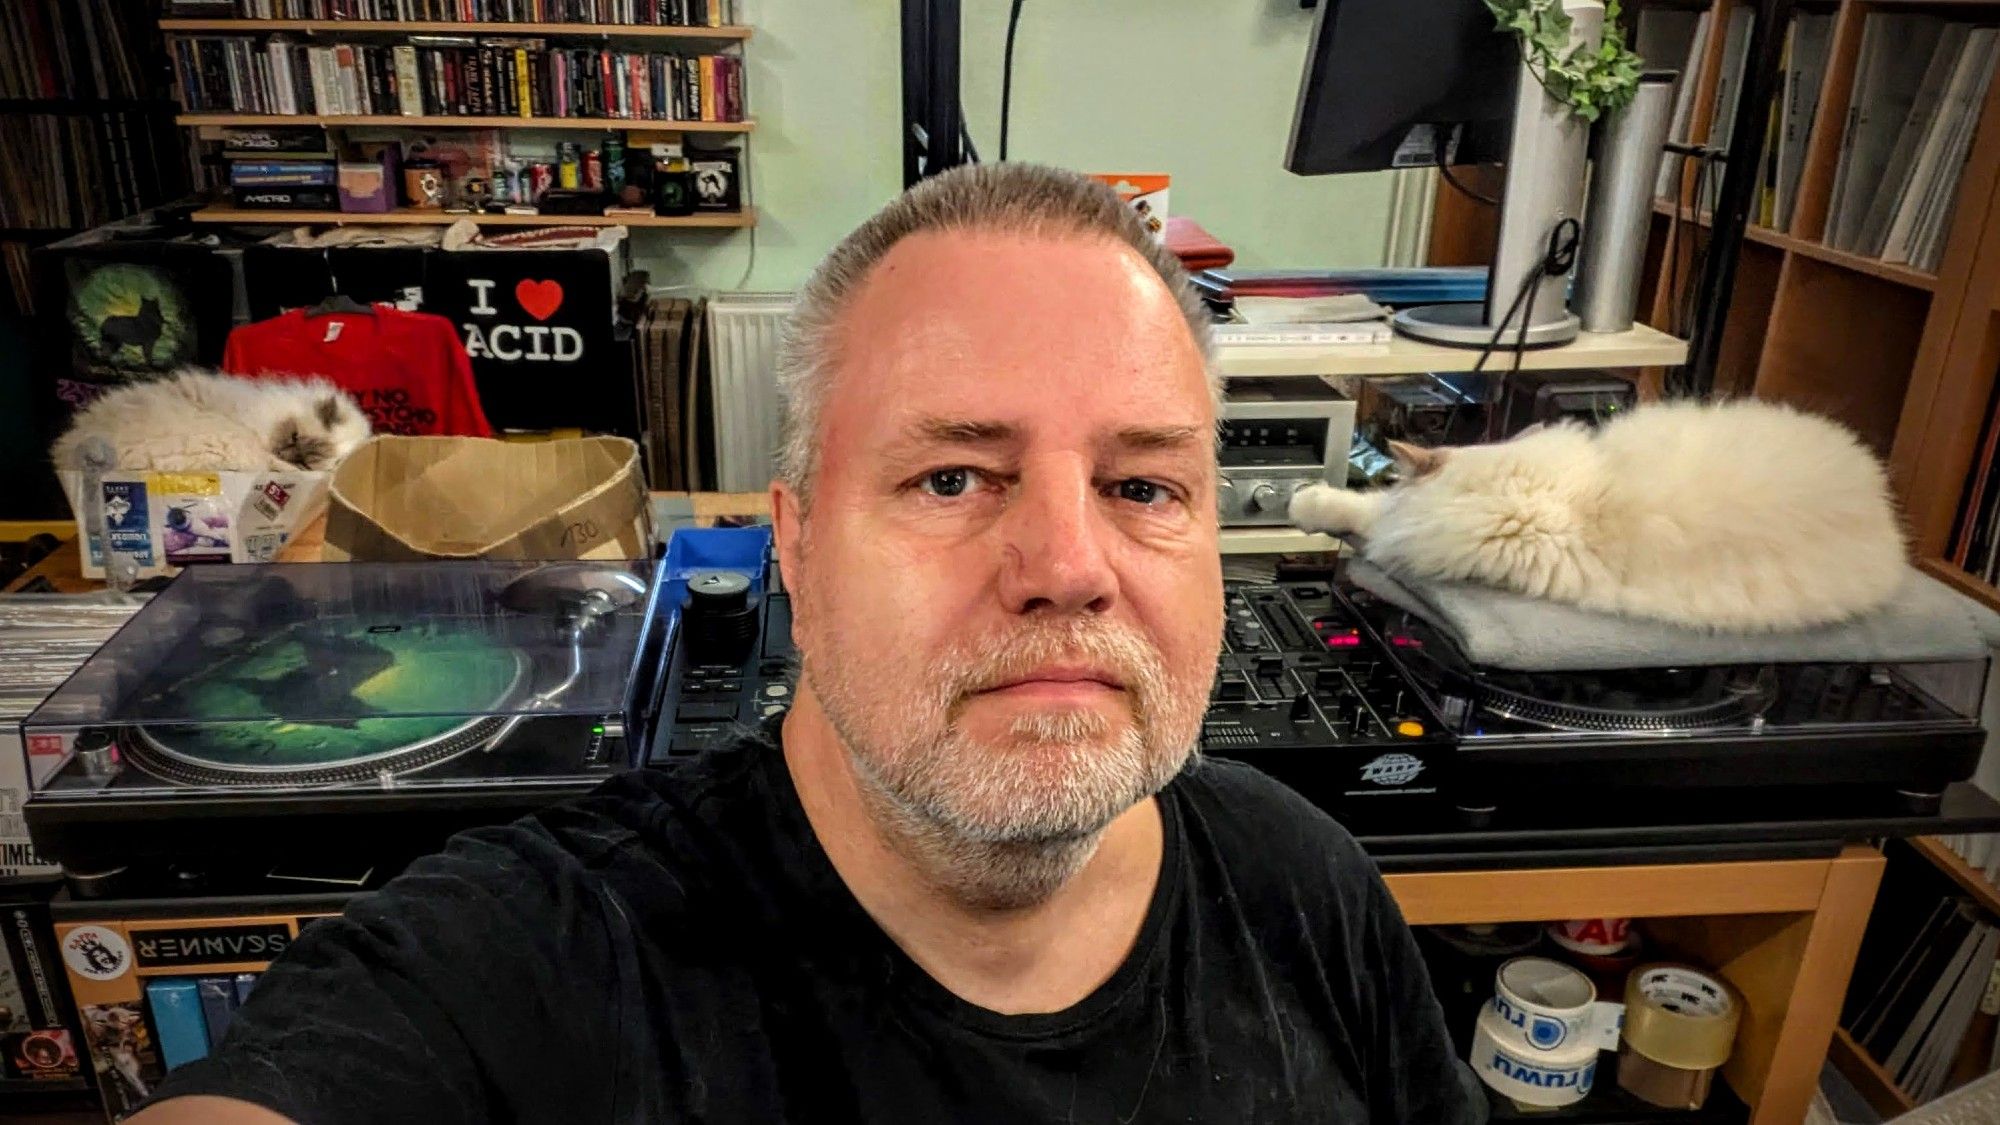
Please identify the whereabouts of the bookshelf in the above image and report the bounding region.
[187,203,752,226]
[159,8,756,231]
[178,112,753,130]
[159,18,751,39]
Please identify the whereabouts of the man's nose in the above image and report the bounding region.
[996,460,1118,617]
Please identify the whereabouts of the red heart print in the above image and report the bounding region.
[515,278,564,322]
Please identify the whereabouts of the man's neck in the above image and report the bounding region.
[781,690,1165,1016]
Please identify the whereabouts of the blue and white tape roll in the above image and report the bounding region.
[1468,1003,1600,1108]
[1490,957,1625,1054]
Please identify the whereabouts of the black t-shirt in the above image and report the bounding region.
[152,738,1486,1124]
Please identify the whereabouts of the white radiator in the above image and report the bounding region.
[705,292,795,492]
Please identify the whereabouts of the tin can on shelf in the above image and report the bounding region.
[582,149,603,191]
[526,162,555,201]
[490,163,517,205]
[602,137,625,192]
[557,142,581,190]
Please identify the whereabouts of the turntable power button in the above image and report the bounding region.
[1394,720,1425,737]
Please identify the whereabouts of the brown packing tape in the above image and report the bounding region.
[1620,963,1741,1071]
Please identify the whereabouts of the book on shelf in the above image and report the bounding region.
[172,33,745,121]
[1882,30,2000,272]
[1702,7,1756,213]
[1650,7,1712,200]
[1772,11,1834,232]
[175,1,736,25]
[1827,15,1949,253]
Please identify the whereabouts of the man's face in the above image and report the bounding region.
[776,227,1223,848]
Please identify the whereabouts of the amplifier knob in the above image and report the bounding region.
[1247,483,1281,513]
[1216,478,1238,515]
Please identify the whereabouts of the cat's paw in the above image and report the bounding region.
[1288,484,1378,536]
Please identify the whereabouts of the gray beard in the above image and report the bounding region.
[804,637,1197,911]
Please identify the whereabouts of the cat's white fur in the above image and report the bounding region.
[1289,399,1907,631]
[50,369,370,475]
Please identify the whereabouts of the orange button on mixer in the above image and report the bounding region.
[1395,720,1425,737]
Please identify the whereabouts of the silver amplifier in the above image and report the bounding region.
[1219,376,1355,527]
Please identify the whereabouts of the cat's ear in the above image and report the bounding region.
[316,396,342,427]
[1511,422,1545,440]
[1388,440,1450,478]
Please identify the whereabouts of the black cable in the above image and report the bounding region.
[1469,218,1583,440]
[960,108,979,164]
[999,0,1026,160]
[1435,129,1499,206]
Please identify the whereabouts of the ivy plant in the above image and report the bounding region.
[1485,0,1645,123]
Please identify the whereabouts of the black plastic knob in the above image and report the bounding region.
[683,571,758,665]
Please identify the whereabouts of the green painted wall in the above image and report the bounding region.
[634,0,1399,291]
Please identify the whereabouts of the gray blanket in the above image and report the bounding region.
[1346,559,2000,672]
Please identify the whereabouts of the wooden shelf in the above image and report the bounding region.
[160,18,751,39]
[187,204,753,228]
[1909,836,2000,919]
[1650,200,1939,290]
[1917,557,2000,615]
[1214,323,1687,378]
[178,112,751,131]
[1828,1027,1918,1117]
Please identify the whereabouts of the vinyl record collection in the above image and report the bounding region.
[192,0,737,23]
[1946,371,2000,582]
[171,35,746,121]
[0,0,158,101]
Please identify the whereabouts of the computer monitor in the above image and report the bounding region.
[1285,0,1518,177]
[1285,0,1604,350]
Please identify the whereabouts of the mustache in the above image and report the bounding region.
[937,618,1166,708]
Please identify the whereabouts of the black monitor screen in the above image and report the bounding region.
[1286,0,1520,176]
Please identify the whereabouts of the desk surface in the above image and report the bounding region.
[1214,323,1688,378]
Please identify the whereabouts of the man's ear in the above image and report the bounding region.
[770,479,808,627]
[1387,440,1451,479]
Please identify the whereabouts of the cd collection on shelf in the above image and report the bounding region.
[173,0,737,26]
[172,35,745,122]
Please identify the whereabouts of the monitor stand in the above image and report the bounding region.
[1395,0,1602,351]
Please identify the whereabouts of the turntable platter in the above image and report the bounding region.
[126,620,529,786]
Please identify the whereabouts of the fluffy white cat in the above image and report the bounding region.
[50,369,370,474]
[1289,399,1907,631]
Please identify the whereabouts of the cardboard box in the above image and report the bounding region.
[323,435,651,561]
[1090,173,1170,240]
[58,470,332,580]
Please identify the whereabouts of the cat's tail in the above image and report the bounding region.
[1288,484,1385,538]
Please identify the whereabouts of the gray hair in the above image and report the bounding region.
[774,162,1219,500]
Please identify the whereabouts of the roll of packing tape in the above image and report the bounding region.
[1468,1003,1600,1108]
[1490,957,1625,1054]
[1617,963,1742,1110]
[1548,918,1636,958]
[1621,964,1740,1069]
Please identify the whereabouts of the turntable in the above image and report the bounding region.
[21,560,659,876]
[1339,583,1990,827]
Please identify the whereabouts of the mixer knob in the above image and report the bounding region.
[1247,482,1281,513]
[1216,478,1239,516]
[684,570,758,665]
[1289,695,1315,723]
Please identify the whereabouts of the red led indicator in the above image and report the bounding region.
[1323,631,1362,648]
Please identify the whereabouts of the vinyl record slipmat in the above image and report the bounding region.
[122,619,529,787]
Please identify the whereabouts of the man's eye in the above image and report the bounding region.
[918,468,977,497]
[1114,479,1171,506]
